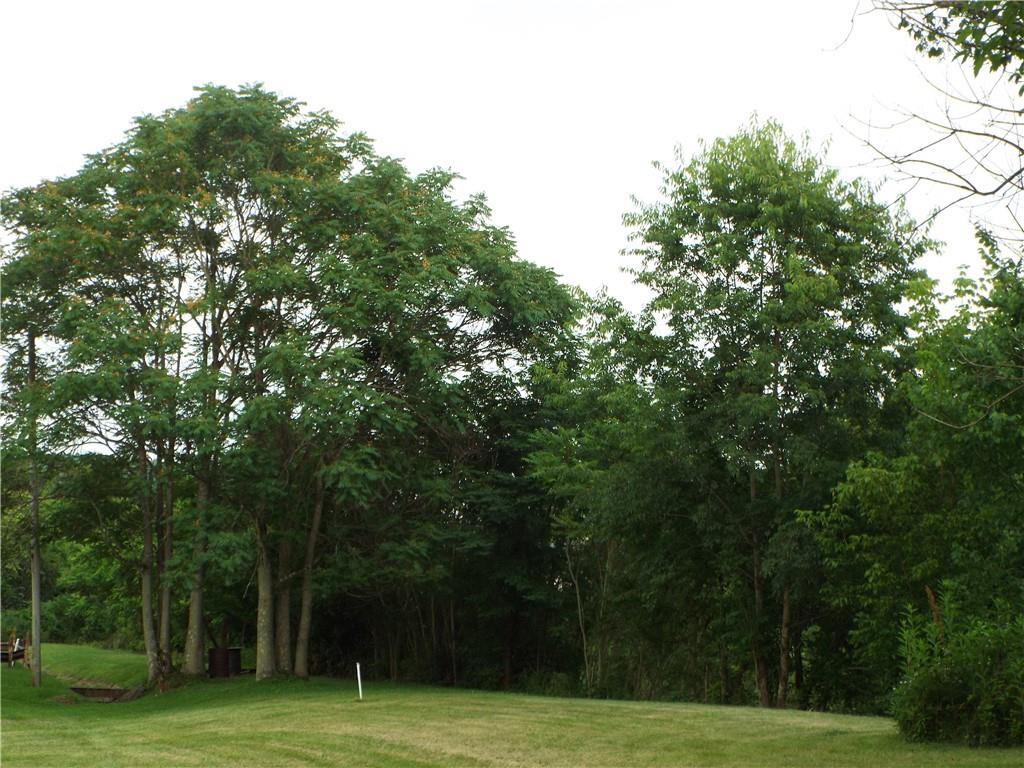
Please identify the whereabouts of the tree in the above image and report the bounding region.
[881,2,1024,89]
[0,210,81,686]
[0,327,45,687]
[870,3,1024,236]
[3,84,577,685]
[4,115,202,684]
[622,120,928,706]
[808,243,1024,710]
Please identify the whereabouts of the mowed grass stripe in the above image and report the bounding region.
[2,646,1022,768]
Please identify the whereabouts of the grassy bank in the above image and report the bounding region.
[32,643,149,689]
[1,646,1021,767]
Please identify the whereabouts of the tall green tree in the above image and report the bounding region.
[4,118,203,684]
[626,121,927,706]
[1,192,87,685]
[809,243,1024,709]
[3,84,577,685]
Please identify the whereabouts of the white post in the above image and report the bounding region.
[356,662,363,701]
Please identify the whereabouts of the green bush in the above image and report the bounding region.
[0,607,31,643]
[892,601,1024,746]
[31,540,142,649]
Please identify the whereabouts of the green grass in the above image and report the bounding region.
[34,643,149,689]
[2,646,1021,767]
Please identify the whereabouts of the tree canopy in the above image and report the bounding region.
[2,32,1022,745]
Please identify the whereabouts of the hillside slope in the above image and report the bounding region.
[1,646,1020,767]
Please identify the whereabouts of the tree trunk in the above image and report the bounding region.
[158,446,174,669]
[749,470,772,708]
[294,474,324,678]
[565,542,591,693]
[160,306,183,670]
[138,439,160,685]
[184,257,219,677]
[502,607,518,690]
[27,330,42,688]
[719,644,729,704]
[794,626,804,697]
[255,523,276,679]
[751,576,772,705]
[595,541,614,693]
[753,653,772,706]
[414,594,430,674]
[430,595,439,679]
[275,539,293,674]
[182,478,209,676]
[448,599,457,686]
[388,627,399,682]
[775,585,791,708]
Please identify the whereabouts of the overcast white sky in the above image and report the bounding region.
[2,0,990,309]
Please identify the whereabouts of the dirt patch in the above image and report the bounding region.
[71,686,128,702]
[70,684,146,703]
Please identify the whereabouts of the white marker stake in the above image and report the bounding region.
[356,662,364,701]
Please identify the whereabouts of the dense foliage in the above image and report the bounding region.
[530,122,931,709]
[1,85,577,688]
[2,4,1023,746]
[892,595,1024,746]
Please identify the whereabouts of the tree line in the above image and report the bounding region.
[2,2,1022,744]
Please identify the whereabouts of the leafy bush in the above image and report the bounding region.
[892,598,1024,746]
[0,607,31,643]
[41,540,141,649]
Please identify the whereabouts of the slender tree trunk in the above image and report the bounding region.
[502,607,518,690]
[160,316,182,672]
[776,585,791,708]
[772,448,790,708]
[719,643,729,704]
[255,523,276,679]
[596,541,614,692]
[449,599,457,686]
[184,256,219,677]
[138,439,160,685]
[182,478,209,676]
[275,539,293,674]
[388,627,399,681]
[414,594,430,674]
[430,595,439,678]
[749,470,772,707]
[27,330,42,688]
[565,542,591,693]
[154,443,167,671]
[294,475,324,678]
[793,626,804,698]
[408,603,420,673]
[158,446,174,669]
[751,553,772,708]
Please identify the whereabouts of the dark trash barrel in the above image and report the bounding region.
[228,647,242,676]
[208,647,229,678]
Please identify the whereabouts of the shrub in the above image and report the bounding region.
[892,599,1024,746]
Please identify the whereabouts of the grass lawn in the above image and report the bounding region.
[1,646,1021,767]
[33,643,150,689]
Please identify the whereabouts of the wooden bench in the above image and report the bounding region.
[1,641,26,664]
